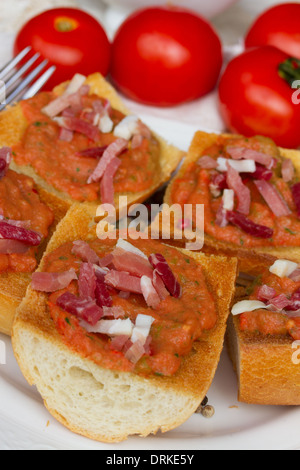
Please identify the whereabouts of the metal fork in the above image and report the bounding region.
[0,46,56,111]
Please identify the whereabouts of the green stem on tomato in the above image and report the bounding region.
[278,58,300,87]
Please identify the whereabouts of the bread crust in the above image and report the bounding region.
[12,203,238,442]
[164,130,300,269]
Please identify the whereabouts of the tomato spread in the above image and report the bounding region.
[237,266,300,340]
[12,92,160,202]
[40,238,217,377]
[0,169,54,273]
[171,135,300,248]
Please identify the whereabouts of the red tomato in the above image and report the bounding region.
[218,46,300,149]
[245,3,300,59]
[14,8,111,90]
[110,6,223,107]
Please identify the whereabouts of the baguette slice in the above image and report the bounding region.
[164,130,300,269]
[227,315,300,406]
[0,73,184,214]
[12,203,238,443]
[227,263,300,406]
[0,183,67,336]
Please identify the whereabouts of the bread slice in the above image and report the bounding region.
[164,130,300,269]
[227,314,300,406]
[0,73,184,215]
[12,203,238,443]
[0,185,67,336]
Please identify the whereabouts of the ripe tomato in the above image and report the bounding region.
[218,46,300,149]
[14,8,111,90]
[245,3,300,59]
[110,6,223,107]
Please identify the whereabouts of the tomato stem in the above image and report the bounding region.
[278,58,300,87]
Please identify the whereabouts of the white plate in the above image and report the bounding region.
[1,116,300,451]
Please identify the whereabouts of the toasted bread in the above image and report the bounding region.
[164,130,300,270]
[12,203,238,443]
[0,185,67,336]
[0,73,184,214]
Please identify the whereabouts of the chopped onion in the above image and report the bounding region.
[232,300,267,316]
[217,157,256,173]
[269,259,298,279]
[116,239,148,260]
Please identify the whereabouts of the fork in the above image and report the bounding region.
[0,46,56,111]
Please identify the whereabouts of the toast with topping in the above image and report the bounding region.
[12,203,237,443]
[164,130,300,269]
[0,73,184,214]
[228,258,300,405]
[0,148,65,335]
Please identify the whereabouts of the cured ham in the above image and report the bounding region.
[31,269,77,293]
[0,239,30,254]
[153,270,170,301]
[100,157,121,205]
[281,159,295,183]
[226,146,273,168]
[72,241,100,265]
[0,221,42,246]
[56,291,103,326]
[149,253,182,298]
[105,270,143,294]
[197,156,218,169]
[226,211,274,239]
[42,82,89,119]
[140,276,161,309]
[54,116,99,141]
[77,146,108,159]
[254,180,291,217]
[256,285,277,302]
[78,262,96,299]
[226,164,251,215]
[95,278,113,308]
[292,183,300,218]
[111,248,154,279]
[87,138,128,184]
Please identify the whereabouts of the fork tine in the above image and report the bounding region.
[5,53,40,91]
[0,59,49,111]
[0,46,31,80]
[22,65,56,100]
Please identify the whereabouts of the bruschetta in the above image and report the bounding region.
[0,73,183,214]
[228,258,300,405]
[0,146,61,335]
[164,130,300,269]
[12,203,237,443]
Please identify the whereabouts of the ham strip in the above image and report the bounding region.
[56,292,103,326]
[226,147,273,168]
[105,270,143,294]
[149,253,181,298]
[227,211,274,239]
[87,138,128,184]
[78,262,96,299]
[197,156,218,169]
[292,183,300,218]
[254,180,291,217]
[77,146,108,159]
[153,270,170,301]
[0,221,42,246]
[95,279,113,308]
[112,248,154,279]
[31,269,77,293]
[256,285,277,302]
[54,116,99,141]
[226,164,251,215]
[140,276,161,309]
[100,157,121,205]
[72,241,100,265]
[0,239,30,254]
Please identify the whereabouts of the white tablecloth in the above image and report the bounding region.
[0,0,292,133]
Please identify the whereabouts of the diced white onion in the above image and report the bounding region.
[64,74,87,95]
[222,189,235,211]
[131,314,155,345]
[99,114,114,133]
[81,318,134,336]
[269,259,298,279]
[217,157,256,173]
[114,115,139,140]
[231,300,267,316]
